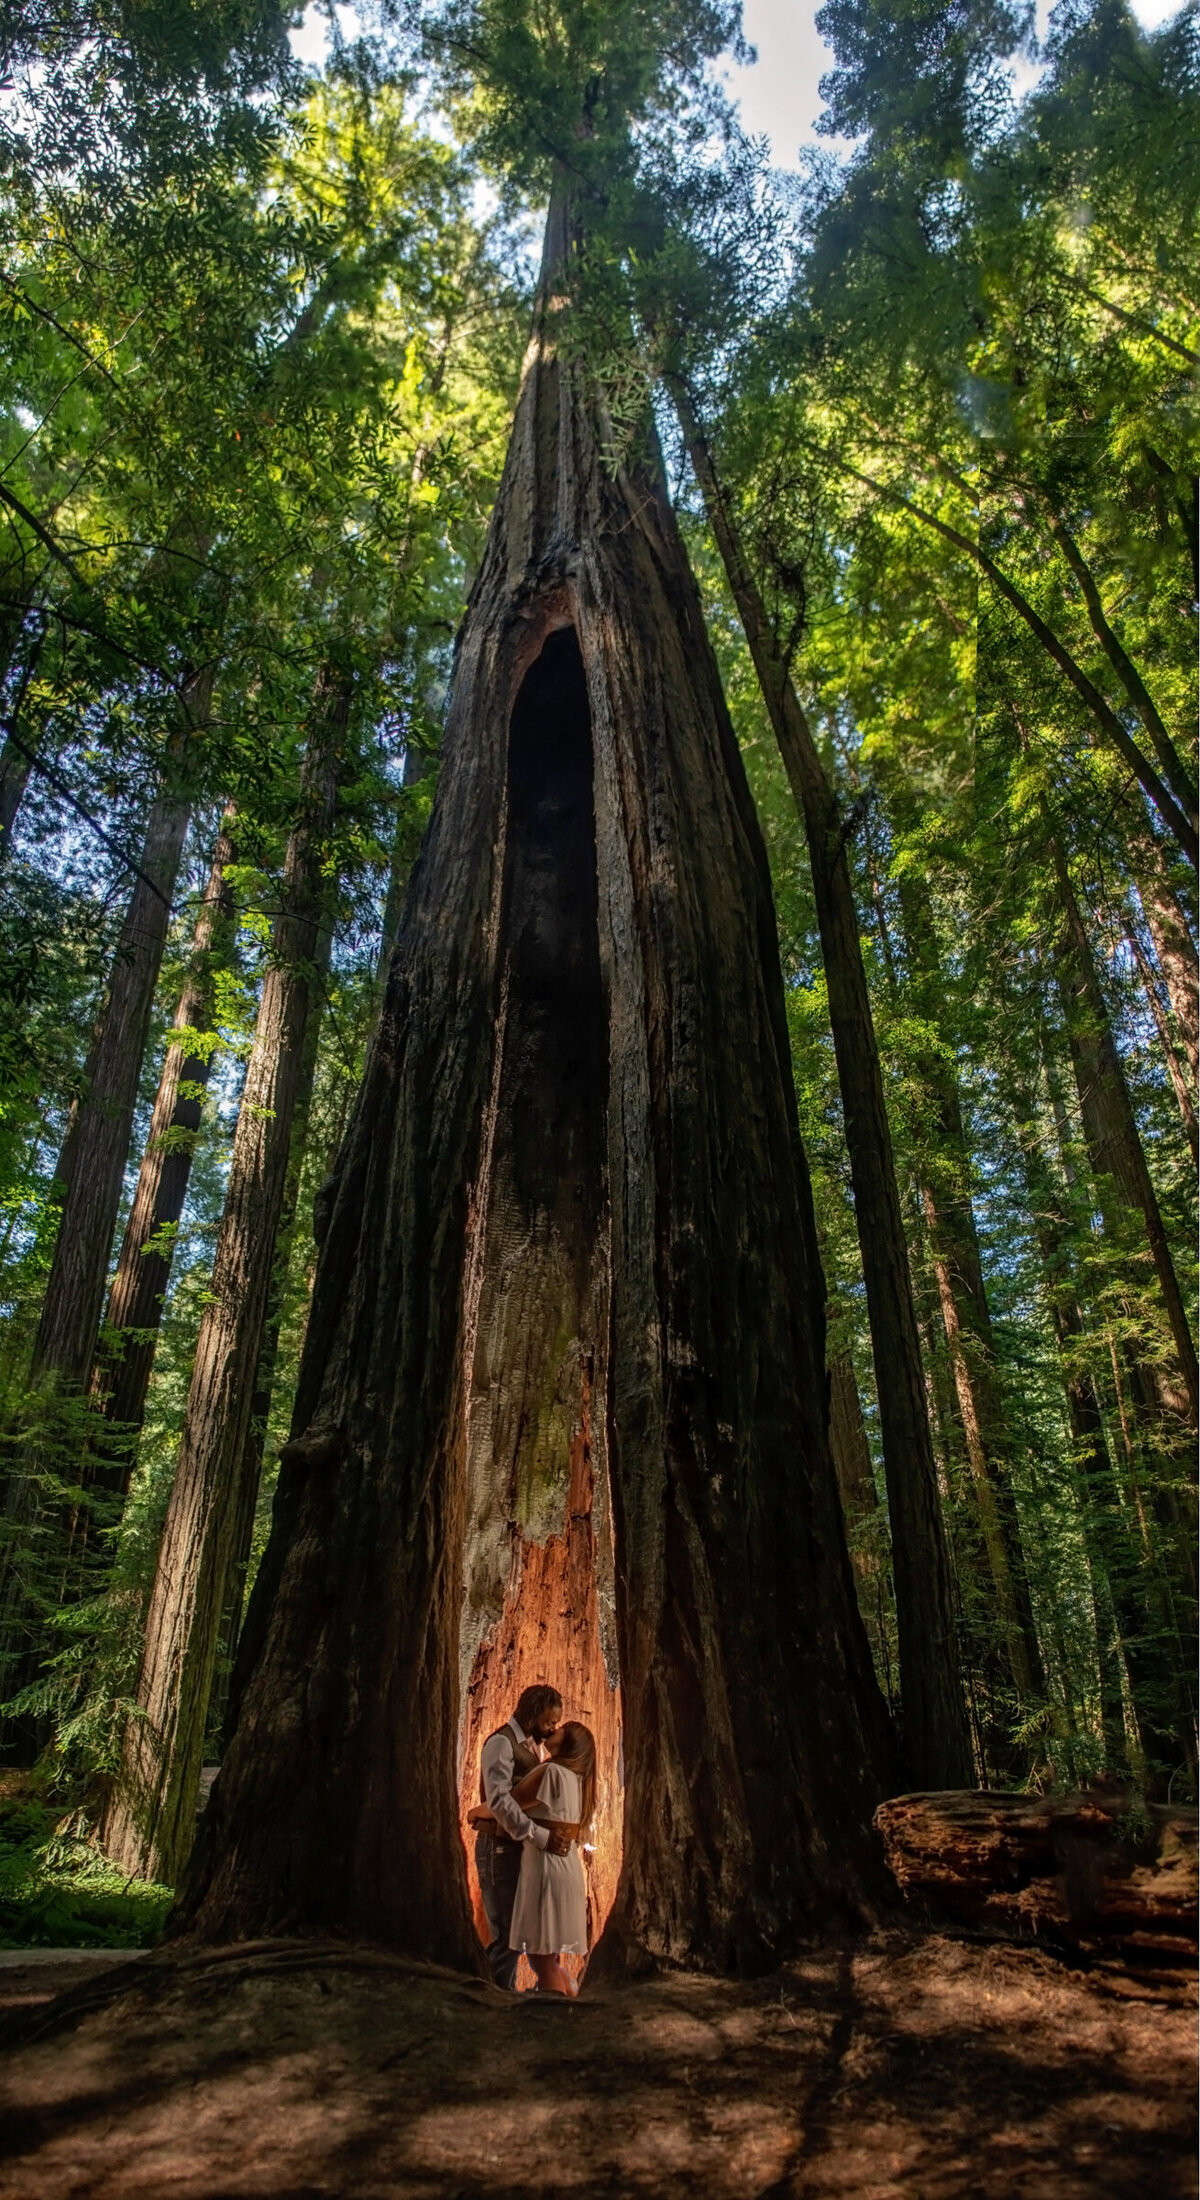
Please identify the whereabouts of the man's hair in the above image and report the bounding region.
[515,1684,562,1730]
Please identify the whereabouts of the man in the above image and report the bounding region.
[476,1684,569,1990]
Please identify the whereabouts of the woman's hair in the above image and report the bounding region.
[515,1684,562,1731]
[551,1720,597,1832]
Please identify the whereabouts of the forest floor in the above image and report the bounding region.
[0,1929,1194,2200]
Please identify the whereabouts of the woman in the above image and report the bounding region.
[508,1720,595,1996]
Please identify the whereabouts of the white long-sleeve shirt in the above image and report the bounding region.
[480,1717,549,1849]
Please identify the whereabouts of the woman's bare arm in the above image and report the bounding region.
[511,1764,547,1810]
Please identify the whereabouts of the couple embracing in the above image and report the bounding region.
[469,1684,596,1998]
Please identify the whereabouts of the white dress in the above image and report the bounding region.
[508,1763,588,1956]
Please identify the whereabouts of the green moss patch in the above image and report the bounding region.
[0,1794,172,1949]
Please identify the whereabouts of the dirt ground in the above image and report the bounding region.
[0,1931,1194,2200]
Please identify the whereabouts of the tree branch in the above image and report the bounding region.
[837,457,1199,869]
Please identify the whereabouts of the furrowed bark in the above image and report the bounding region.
[100,672,347,1884]
[669,374,971,1788]
[175,187,898,1972]
[89,805,238,1461]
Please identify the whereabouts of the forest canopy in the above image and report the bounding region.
[0,0,1195,1930]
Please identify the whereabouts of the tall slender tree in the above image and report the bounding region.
[667,380,971,1786]
[0,696,203,1691]
[102,668,349,1882]
[89,804,238,1460]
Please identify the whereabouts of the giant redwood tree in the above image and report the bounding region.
[176,188,897,1974]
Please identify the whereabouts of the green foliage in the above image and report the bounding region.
[0,0,1194,1830]
[0,1787,171,1947]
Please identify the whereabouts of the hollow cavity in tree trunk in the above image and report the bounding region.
[458,628,623,1954]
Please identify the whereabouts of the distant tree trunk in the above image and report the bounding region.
[100,672,347,1884]
[828,1351,877,1533]
[175,187,898,1972]
[893,867,1046,1715]
[0,613,46,859]
[1017,1025,1188,1786]
[25,774,196,1391]
[1052,841,1198,1424]
[377,744,433,982]
[668,374,970,1791]
[209,914,333,1747]
[828,1350,895,1702]
[1123,817,1198,1085]
[89,806,238,1464]
[0,729,197,1689]
[1119,905,1198,1167]
[1010,1079,1159,1771]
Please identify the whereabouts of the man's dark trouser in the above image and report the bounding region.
[476,1830,522,1991]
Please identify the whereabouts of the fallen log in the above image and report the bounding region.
[875,1788,1198,1960]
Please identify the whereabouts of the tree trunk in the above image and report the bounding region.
[828,1351,895,1703]
[89,806,238,1462]
[210,913,334,1747]
[840,460,1198,868]
[1119,906,1198,1167]
[377,744,433,984]
[1124,815,1199,1086]
[893,868,1046,1714]
[1053,841,1198,1424]
[1040,503,1198,832]
[100,671,347,1885]
[174,189,898,1973]
[1010,1078,1173,1773]
[669,374,970,1789]
[27,778,196,1393]
[0,749,195,1685]
[0,613,46,859]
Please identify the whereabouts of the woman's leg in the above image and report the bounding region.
[529,1954,578,1997]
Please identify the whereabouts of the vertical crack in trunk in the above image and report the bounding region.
[458,627,622,1950]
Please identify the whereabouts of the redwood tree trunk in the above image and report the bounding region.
[175,191,897,1972]
[0,765,193,1677]
[24,780,194,1393]
[100,674,347,1884]
[0,615,45,859]
[1119,907,1198,1166]
[1011,1079,1183,1773]
[667,375,970,1789]
[894,867,1046,1716]
[209,914,333,1745]
[1053,842,1198,1423]
[1124,815,1198,1086]
[90,806,237,1461]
